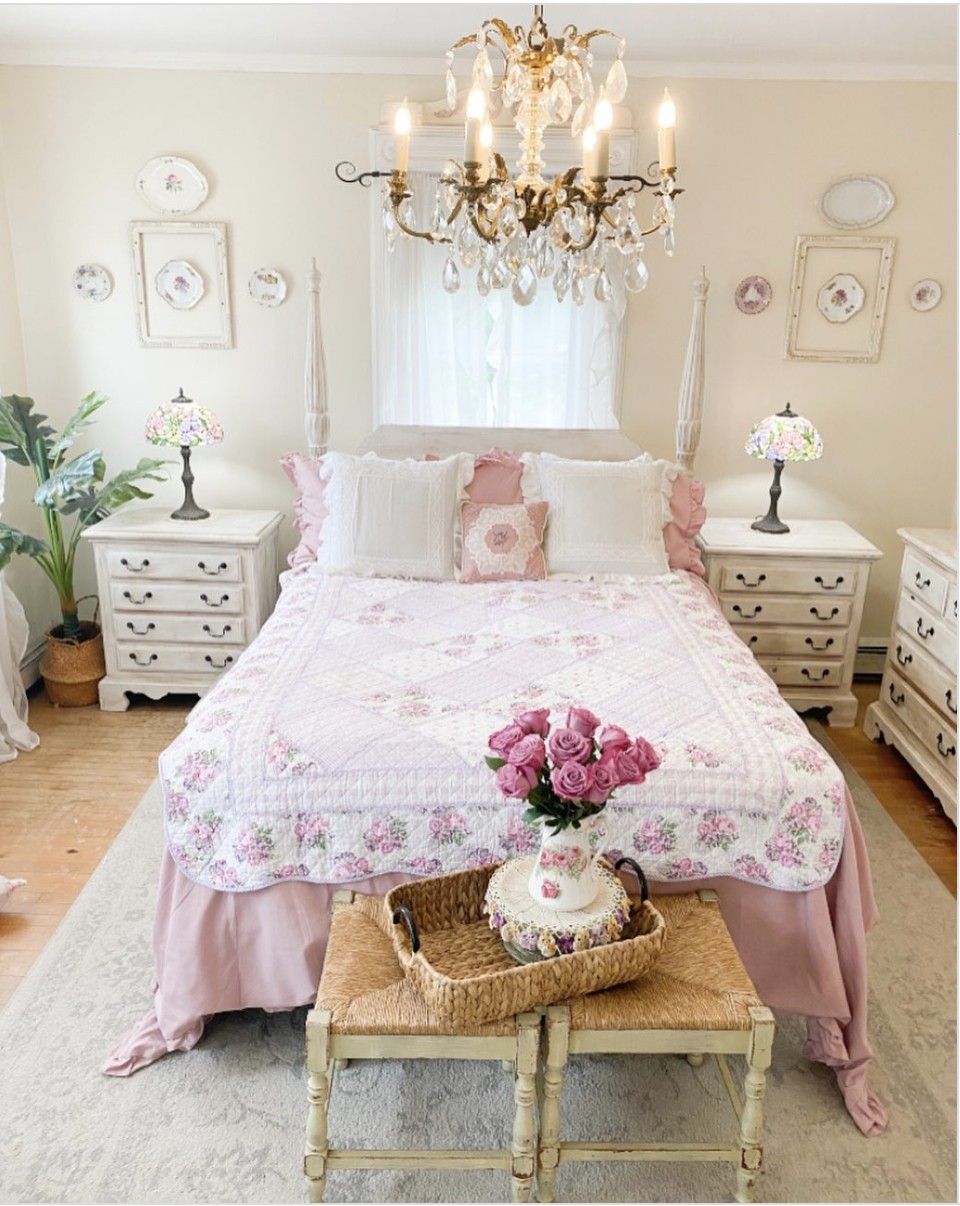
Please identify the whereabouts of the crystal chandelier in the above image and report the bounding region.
[383,4,682,306]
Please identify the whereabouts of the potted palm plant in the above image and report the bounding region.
[0,392,168,705]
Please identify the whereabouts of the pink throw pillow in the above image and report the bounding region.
[280,452,331,568]
[425,447,524,504]
[460,502,549,583]
[664,472,707,576]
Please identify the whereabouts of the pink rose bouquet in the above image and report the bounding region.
[486,706,660,833]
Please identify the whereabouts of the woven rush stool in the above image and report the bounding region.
[304,889,541,1203]
[538,891,775,1204]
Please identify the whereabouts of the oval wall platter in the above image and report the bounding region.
[818,174,895,229]
[734,275,772,315]
[72,263,112,302]
[155,259,204,309]
[817,273,865,323]
[910,279,942,312]
[248,267,287,307]
[136,155,209,215]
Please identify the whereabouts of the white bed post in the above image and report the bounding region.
[305,258,329,460]
[675,266,709,474]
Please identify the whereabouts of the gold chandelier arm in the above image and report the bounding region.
[390,193,452,244]
[565,26,620,48]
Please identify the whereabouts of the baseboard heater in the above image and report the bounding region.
[855,641,888,680]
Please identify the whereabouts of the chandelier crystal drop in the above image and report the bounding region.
[382,4,683,304]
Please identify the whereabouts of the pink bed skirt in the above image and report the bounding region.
[104,789,887,1136]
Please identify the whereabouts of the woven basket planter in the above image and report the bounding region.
[385,862,666,1029]
[39,621,106,707]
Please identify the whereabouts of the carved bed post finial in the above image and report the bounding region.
[675,265,709,474]
[305,257,329,460]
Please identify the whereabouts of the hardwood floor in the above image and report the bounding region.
[0,681,955,1011]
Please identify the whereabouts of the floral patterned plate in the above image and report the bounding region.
[734,275,772,315]
[72,262,111,302]
[248,267,287,307]
[155,259,204,310]
[816,272,864,323]
[910,278,942,312]
[136,155,209,215]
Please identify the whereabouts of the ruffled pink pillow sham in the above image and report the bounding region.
[664,472,707,576]
[460,501,549,583]
[280,452,331,568]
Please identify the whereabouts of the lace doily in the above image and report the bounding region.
[484,856,631,959]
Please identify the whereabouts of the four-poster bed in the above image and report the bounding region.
[104,267,886,1137]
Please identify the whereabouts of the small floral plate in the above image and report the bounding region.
[72,263,111,302]
[248,267,287,307]
[136,155,208,215]
[155,259,204,310]
[734,275,772,315]
[817,272,864,324]
[910,278,942,312]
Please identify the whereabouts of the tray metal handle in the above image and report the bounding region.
[614,856,650,903]
[392,905,421,954]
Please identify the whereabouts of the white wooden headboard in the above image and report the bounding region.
[305,266,709,471]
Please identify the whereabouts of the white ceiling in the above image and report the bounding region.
[0,2,954,80]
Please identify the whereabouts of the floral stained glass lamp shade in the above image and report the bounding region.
[744,403,823,534]
[145,389,224,521]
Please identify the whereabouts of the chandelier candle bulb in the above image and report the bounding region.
[464,86,486,163]
[582,125,599,180]
[594,94,613,178]
[658,89,677,173]
[393,101,411,173]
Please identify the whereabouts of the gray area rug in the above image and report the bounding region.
[0,724,955,1204]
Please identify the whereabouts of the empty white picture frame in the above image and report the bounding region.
[130,221,232,349]
[785,234,896,363]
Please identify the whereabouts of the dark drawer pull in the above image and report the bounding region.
[916,618,935,641]
[735,572,766,589]
[810,606,839,622]
[128,652,158,667]
[937,733,956,759]
[914,572,931,590]
[732,604,762,620]
[198,560,229,576]
[814,575,844,591]
[125,621,156,637]
[120,557,149,573]
[947,689,957,716]
[801,667,830,682]
[200,593,230,608]
[747,635,758,646]
[122,590,153,606]
[894,644,912,668]
[888,683,905,706]
[804,637,834,652]
[204,654,235,670]
[203,624,233,640]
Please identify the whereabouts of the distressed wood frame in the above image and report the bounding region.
[130,220,233,349]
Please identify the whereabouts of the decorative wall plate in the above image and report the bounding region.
[818,175,895,229]
[72,263,111,302]
[136,156,209,215]
[817,272,865,323]
[910,278,942,312]
[734,275,772,315]
[248,267,287,307]
[155,259,204,309]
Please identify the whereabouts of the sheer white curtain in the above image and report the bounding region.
[375,171,625,429]
[0,457,39,762]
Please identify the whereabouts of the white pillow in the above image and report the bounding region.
[316,451,473,580]
[523,453,671,577]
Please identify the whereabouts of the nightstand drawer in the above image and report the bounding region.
[902,551,950,613]
[718,563,859,597]
[945,584,958,629]
[107,550,242,582]
[895,592,957,673]
[881,667,957,770]
[735,628,847,658]
[890,628,957,722]
[111,582,245,615]
[721,597,852,627]
[116,644,243,675]
[113,614,247,646]
[758,658,838,688]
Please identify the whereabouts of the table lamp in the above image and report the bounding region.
[744,403,823,534]
[145,388,224,521]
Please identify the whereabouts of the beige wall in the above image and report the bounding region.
[0,66,954,647]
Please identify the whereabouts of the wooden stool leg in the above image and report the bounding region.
[686,1052,705,1067]
[510,1013,539,1203]
[304,1009,332,1203]
[537,1007,569,1204]
[736,1007,775,1204]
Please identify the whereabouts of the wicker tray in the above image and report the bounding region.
[384,858,666,1029]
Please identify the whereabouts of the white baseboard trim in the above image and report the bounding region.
[20,639,45,691]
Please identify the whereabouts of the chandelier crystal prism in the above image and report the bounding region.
[383,4,683,306]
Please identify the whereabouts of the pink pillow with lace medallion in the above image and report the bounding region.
[459,501,549,583]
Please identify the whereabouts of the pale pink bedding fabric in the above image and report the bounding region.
[104,788,886,1136]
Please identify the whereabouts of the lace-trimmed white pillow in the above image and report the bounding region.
[316,452,473,580]
[523,453,670,577]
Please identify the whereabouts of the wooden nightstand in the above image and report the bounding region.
[698,518,882,727]
[83,508,283,711]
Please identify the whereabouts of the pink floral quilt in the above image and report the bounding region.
[160,567,845,893]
